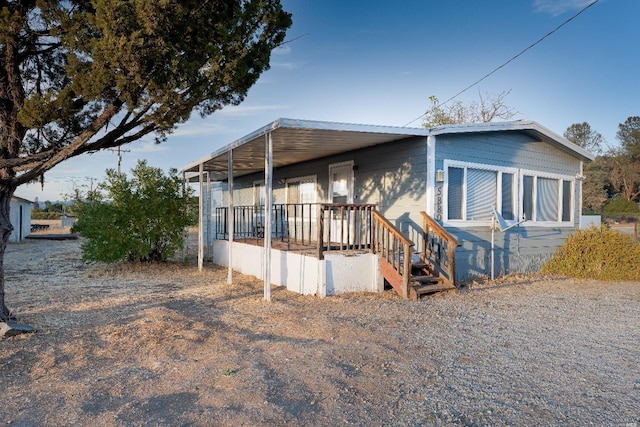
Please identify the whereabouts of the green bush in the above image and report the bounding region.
[72,160,197,263]
[541,224,640,281]
[31,211,61,220]
[602,197,640,221]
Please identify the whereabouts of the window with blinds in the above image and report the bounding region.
[444,160,574,226]
[447,167,463,220]
[522,174,573,223]
[467,168,497,221]
[446,163,515,223]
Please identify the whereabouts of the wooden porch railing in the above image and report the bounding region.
[371,209,414,298]
[216,203,376,256]
[419,211,460,287]
[316,204,375,259]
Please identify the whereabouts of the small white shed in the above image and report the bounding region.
[10,196,33,243]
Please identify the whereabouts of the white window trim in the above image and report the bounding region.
[443,160,518,227]
[519,168,575,227]
[442,160,575,228]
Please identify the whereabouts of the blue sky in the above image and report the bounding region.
[20,0,639,201]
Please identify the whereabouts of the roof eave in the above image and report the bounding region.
[428,120,595,162]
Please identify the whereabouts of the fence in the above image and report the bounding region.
[61,215,76,228]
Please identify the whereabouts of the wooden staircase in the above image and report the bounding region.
[372,210,460,300]
[408,258,456,300]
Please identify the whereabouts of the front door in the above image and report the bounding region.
[329,161,354,204]
[328,161,354,245]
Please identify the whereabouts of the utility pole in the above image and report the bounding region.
[112,146,130,175]
[117,146,122,175]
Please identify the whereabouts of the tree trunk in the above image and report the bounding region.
[0,186,15,322]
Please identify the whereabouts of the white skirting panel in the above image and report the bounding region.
[212,240,380,297]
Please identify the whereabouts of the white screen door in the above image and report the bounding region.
[329,161,354,204]
[328,161,354,245]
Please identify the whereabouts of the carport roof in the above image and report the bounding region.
[180,118,593,182]
[181,118,426,181]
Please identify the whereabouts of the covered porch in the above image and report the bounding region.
[181,118,459,299]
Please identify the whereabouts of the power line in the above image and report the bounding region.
[403,0,600,127]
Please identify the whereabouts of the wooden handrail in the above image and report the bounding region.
[420,211,459,247]
[317,204,376,259]
[419,211,460,287]
[371,209,414,298]
[371,210,413,246]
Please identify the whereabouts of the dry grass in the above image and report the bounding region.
[1,236,639,426]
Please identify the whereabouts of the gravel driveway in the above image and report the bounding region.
[1,238,639,426]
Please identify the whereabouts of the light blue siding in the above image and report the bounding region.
[352,136,427,242]
[223,128,585,282]
[436,132,580,175]
[448,226,571,281]
[435,132,582,281]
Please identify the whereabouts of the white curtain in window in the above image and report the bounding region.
[537,177,559,221]
[467,169,496,220]
[287,176,316,205]
[287,177,317,221]
[299,181,315,204]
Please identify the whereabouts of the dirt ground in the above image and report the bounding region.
[1,223,639,426]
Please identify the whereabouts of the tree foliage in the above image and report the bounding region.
[31,200,66,219]
[0,0,291,320]
[564,122,608,212]
[609,116,640,203]
[422,90,517,128]
[565,118,640,214]
[72,161,197,263]
[581,158,610,213]
[617,116,640,160]
[606,152,640,203]
[564,122,604,155]
[1,0,291,185]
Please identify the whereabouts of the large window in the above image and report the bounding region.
[521,172,573,223]
[286,175,316,205]
[444,161,574,226]
[445,162,516,223]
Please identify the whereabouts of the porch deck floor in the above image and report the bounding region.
[225,237,371,258]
